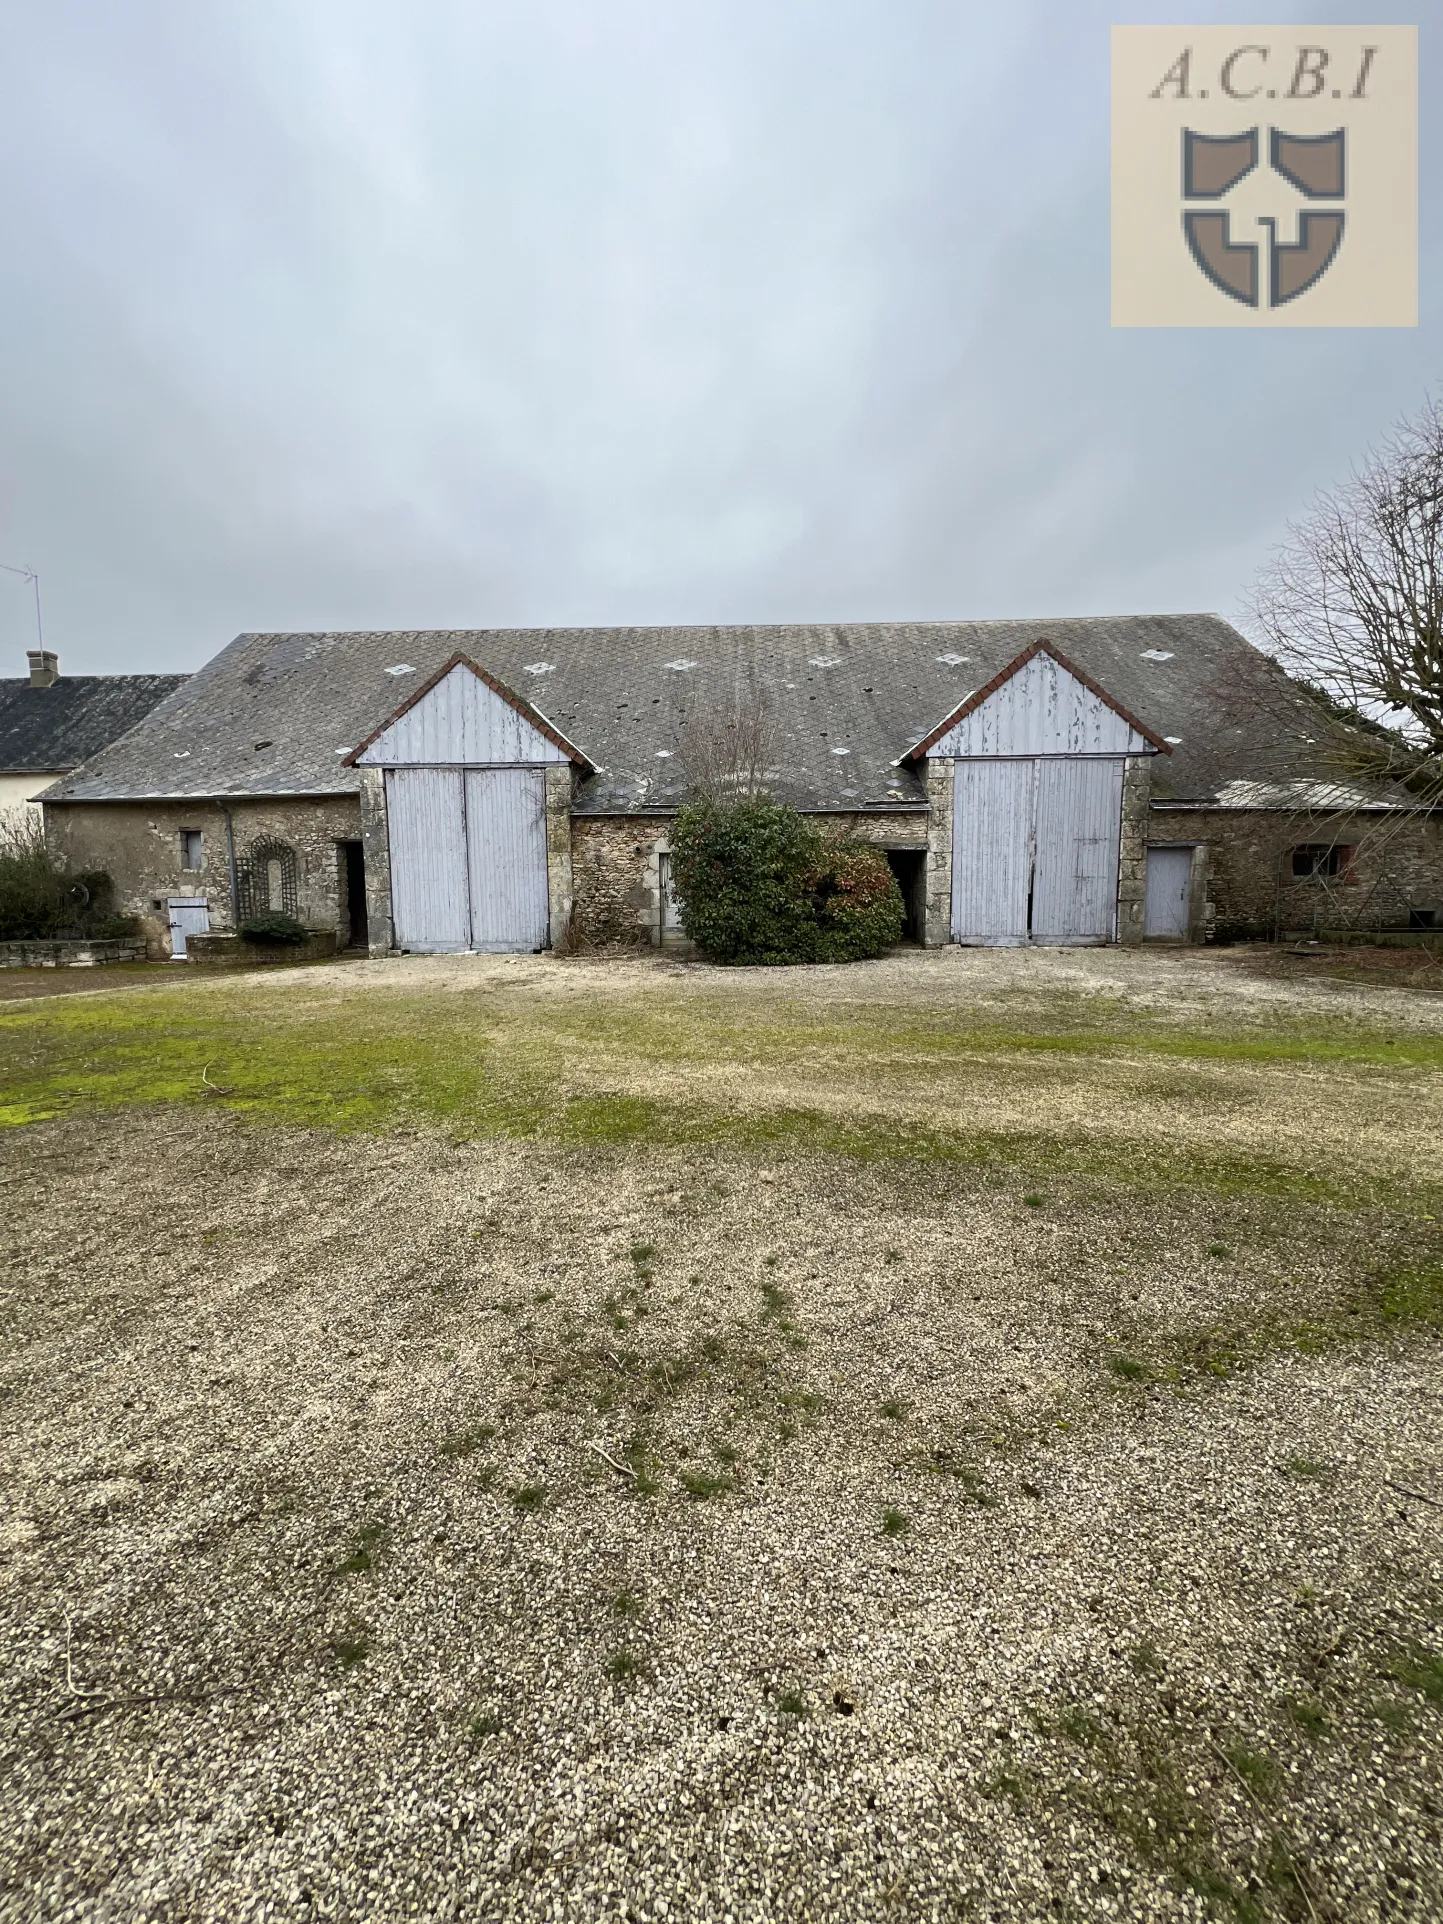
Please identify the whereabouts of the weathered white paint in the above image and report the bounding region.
[951,760,1033,944]
[1031,758,1124,944]
[465,768,549,952]
[167,896,210,959]
[357,663,570,768]
[386,765,551,953]
[1145,846,1193,939]
[928,653,1150,758]
[386,768,471,953]
[950,756,1125,946]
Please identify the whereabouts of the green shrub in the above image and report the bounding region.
[669,801,904,965]
[806,839,907,962]
[90,914,141,940]
[0,818,115,940]
[239,912,307,946]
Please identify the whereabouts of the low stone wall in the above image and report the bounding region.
[187,931,339,968]
[0,938,148,969]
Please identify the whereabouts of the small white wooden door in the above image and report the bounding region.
[167,896,210,959]
[951,760,1033,945]
[658,851,685,937]
[465,768,549,952]
[386,768,471,953]
[1031,759,1125,944]
[1145,846,1193,939]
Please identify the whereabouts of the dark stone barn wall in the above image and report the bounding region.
[45,796,364,957]
[569,810,931,951]
[1152,807,1443,939]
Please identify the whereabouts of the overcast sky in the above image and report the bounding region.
[0,0,1435,674]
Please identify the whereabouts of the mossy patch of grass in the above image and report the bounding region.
[5,985,1441,1218]
[334,1521,388,1577]
[678,1466,733,1500]
[1284,1695,1330,1739]
[606,1647,646,1684]
[438,1422,496,1459]
[1388,1647,1443,1704]
[1281,1454,1329,1480]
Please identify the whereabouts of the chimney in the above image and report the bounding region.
[27,650,58,688]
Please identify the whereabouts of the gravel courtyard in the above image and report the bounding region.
[2,946,1441,1922]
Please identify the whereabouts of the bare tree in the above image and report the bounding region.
[677,666,778,800]
[1252,394,1443,803]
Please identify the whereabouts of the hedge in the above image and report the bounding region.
[669,799,904,964]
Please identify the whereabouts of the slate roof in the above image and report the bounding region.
[0,672,188,778]
[41,616,1349,811]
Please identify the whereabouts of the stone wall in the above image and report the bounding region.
[1116,756,1152,945]
[1150,805,1443,939]
[570,817,666,947]
[357,768,393,958]
[44,795,363,958]
[922,764,953,947]
[570,809,932,951]
[0,937,147,969]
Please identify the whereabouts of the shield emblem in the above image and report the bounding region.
[1180,125,1346,310]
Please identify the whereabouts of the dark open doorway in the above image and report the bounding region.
[885,849,926,942]
[339,841,368,950]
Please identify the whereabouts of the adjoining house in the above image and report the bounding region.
[0,650,187,822]
[39,617,1443,958]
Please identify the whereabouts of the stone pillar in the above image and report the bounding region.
[1116,754,1152,945]
[357,767,394,957]
[923,757,954,947]
[544,764,575,950]
[1188,842,1211,943]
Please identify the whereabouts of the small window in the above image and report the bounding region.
[180,829,203,870]
[1290,843,1353,881]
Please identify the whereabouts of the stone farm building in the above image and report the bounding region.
[39,617,1443,958]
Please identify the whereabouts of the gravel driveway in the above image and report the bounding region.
[2,947,1440,1922]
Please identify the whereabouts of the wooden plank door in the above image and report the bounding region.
[1031,759,1124,944]
[385,768,471,952]
[167,896,210,960]
[1145,846,1193,939]
[464,768,549,952]
[951,759,1034,945]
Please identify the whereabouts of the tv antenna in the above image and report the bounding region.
[0,562,43,652]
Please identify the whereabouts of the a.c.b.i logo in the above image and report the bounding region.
[1183,125,1344,309]
[1112,26,1415,329]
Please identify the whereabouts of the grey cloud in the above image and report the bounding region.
[0,0,1435,671]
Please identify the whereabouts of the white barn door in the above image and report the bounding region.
[386,766,550,953]
[465,769,549,952]
[1031,759,1124,944]
[1145,846,1192,939]
[386,768,471,953]
[951,760,1034,945]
